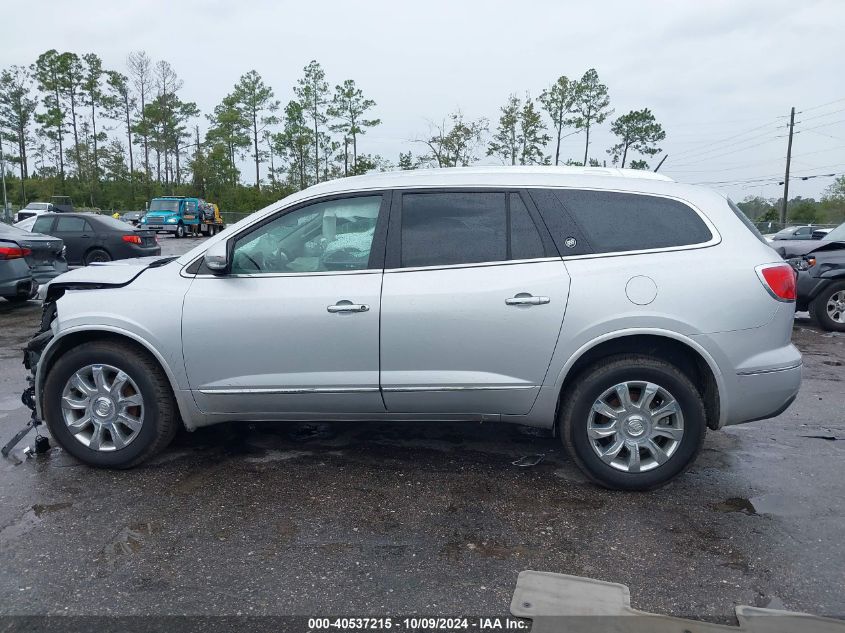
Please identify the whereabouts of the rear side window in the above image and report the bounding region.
[401,193,506,267]
[55,217,89,232]
[399,192,547,268]
[534,189,712,254]
[510,193,545,260]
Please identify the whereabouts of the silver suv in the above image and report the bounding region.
[24,167,802,490]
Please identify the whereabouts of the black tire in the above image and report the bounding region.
[559,354,707,491]
[84,248,111,265]
[42,341,180,468]
[175,223,186,238]
[810,280,845,332]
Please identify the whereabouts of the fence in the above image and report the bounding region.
[754,221,838,234]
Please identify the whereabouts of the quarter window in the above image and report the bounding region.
[541,189,712,254]
[33,217,53,233]
[231,196,381,274]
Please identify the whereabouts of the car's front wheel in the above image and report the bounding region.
[559,354,707,491]
[175,223,186,238]
[43,341,179,468]
[810,280,845,332]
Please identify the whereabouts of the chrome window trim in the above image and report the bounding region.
[181,184,720,278]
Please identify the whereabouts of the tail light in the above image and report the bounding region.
[0,245,32,260]
[756,263,796,301]
[122,235,142,245]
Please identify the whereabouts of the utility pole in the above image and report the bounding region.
[780,107,795,225]
[0,136,8,223]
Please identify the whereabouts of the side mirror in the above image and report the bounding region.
[204,240,229,275]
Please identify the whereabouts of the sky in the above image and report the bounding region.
[3,0,845,202]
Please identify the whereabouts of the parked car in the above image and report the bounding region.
[31,213,160,265]
[15,202,57,223]
[121,210,147,226]
[775,221,845,258]
[772,225,814,240]
[0,222,67,303]
[789,245,845,331]
[23,167,801,490]
[14,196,75,223]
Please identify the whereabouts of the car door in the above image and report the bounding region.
[52,216,93,264]
[379,190,570,416]
[182,193,389,416]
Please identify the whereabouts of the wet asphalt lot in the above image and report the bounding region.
[0,235,843,624]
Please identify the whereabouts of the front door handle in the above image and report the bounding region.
[327,301,370,313]
[505,294,550,306]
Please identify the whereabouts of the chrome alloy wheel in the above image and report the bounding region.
[60,364,145,451]
[827,290,845,324]
[587,381,684,473]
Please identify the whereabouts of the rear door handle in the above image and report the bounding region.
[505,295,550,306]
[327,301,370,313]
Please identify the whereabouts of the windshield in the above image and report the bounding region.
[823,222,845,242]
[23,202,50,210]
[149,199,180,213]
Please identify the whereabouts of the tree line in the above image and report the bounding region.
[736,176,845,226]
[0,52,668,212]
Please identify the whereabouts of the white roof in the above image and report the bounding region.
[294,166,675,200]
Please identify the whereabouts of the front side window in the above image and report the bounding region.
[231,196,381,274]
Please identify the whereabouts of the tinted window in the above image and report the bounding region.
[232,196,381,274]
[33,216,53,233]
[401,193,506,267]
[548,190,712,254]
[509,193,545,260]
[55,217,89,232]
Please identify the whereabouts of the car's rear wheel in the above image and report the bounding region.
[810,281,845,332]
[43,341,179,468]
[559,354,707,491]
[84,248,111,265]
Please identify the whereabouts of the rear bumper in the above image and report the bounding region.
[0,276,37,299]
[727,361,802,425]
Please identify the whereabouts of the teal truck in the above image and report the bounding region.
[141,196,225,238]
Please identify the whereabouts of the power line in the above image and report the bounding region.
[799,97,845,113]
[796,106,845,124]
[668,135,786,167]
[668,118,783,159]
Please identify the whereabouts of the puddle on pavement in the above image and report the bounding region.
[0,502,72,544]
[714,495,809,517]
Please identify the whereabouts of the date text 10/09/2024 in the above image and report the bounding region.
[306,618,529,630]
